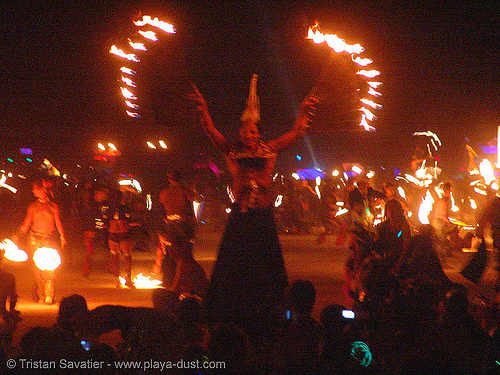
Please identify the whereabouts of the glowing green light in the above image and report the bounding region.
[7,158,13,162]
[351,341,372,367]
[26,158,32,162]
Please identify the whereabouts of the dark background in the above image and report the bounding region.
[1,0,499,189]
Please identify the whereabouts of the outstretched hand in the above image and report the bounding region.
[300,94,321,116]
[295,93,321,134]
[187,83,208,113]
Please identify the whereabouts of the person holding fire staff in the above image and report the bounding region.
[189,74,319,339]
[155,171,208,296]
[13,180,66,304]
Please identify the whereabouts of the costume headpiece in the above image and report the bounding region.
[240,74,260,124]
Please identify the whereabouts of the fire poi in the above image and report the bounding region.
[307,23,382,131]
[109,15,176,119]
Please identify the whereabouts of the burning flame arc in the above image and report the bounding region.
[134,16,176,34]
[109,45,140,62]
[307,23,382,131]
[110,15,176,118]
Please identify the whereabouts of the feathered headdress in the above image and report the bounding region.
[240,74,260,124]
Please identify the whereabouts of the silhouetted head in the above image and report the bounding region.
[288,279,316,316]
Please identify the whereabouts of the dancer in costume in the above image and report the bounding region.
[190,74,318,338]
[14,180,65,304]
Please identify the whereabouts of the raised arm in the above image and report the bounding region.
[268,95,319,152]
[189,84,230,153]
[18,206,34,236]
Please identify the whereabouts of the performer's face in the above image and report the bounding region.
[239,122,260,149]
[32,185,47,200]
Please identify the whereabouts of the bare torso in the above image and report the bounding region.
[27,200,58,235]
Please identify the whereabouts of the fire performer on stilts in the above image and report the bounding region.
[190,74,319,339]
[13,180,65,304]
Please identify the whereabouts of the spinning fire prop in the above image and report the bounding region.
[306,23,382,131]
[109,15,176,118]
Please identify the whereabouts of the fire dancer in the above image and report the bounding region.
[429,182,457,261]
[190,74,318,338]
[156,171,207,294]
[107,188,139,288]
[14,180,66,304]
[81,185,110,277]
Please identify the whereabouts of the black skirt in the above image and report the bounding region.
[204,205,288,337]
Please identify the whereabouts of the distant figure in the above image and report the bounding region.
[429,182,457,260]
[107,189,139,288]
[0,249,19,322]
[81,185,110,277]
[15,180,66,304]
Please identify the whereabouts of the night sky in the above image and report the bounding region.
[1,0,500,183]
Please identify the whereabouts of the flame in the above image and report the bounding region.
[418,191,434,225]
[352,165,363,174]
[109,45,140,62]
[413,131,442,148]
[397,186,406,200]
[128,39,147,51]
[132,273,163,289]
[360,114,375,131]
[307,24,364,54]
[358,107,377,121]
[227,186,235,203]
[352,56,373,66]
[307,23,381,132]
[121,76,136,87]
[193,201,201,220]
[367,87,382,97]
[125,101,139,109]
[274,194,283,208]
[360,98,383,110]
[336,208,349,217]
[469,197,477,209]
[138,30,158,41]
[118,178,142,193]
[33,247,61,271]
[0,174,17,194]
[479,159,496,186]
[356,70,380,78]
[368,81,382,89]
[474,187,487,195]
[0,239,28,262]
[120,87,137,100]
[146,194,153,211]
[134,16,176,34]
[120,67,137,75]
[315,185,322,199]
[126,111,141,118]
